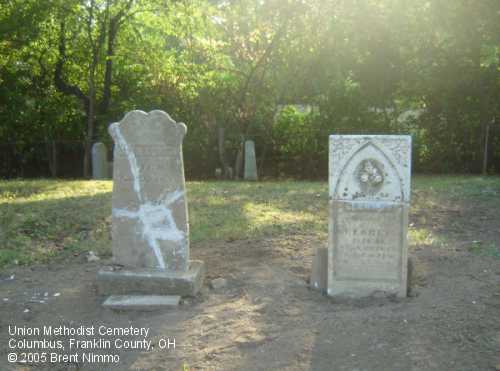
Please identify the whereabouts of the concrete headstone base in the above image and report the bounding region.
[96,260,205,298]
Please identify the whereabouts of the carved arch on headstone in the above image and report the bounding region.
[335,141,405,202]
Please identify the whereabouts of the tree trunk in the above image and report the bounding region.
[84,30,98,179]
[47,140,57,177]
[258,142,267,178]
[84,91,96,178]
[234,139,244,180]
[482,120,490,175]
[217,127,229,177]
[52,141,57,177]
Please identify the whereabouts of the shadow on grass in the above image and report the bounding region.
[0,179,65,199]
[188,180,328,242]
[0,180,329,266]
[409,176,500,257]
[0,190,113,266]
[1,176,499,267]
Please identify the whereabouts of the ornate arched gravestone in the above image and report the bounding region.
[327,135,411,298]
[96,111,205,309]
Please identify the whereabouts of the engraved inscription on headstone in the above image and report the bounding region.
[334,204,403,281]
[328,135,411,298]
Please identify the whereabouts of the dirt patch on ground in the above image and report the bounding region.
[1,184,500,370]
[1,231,499,371]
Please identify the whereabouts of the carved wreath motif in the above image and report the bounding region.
[356,159,384,195]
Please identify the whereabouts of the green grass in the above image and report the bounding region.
[467,241,500,259]
[409,175,500,252]
[0,180,112,266]
[413,175,500,201]
[188,181,327,241]
[0,176,499,267]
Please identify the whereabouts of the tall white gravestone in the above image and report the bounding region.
[97,110,204,305]
[91,142,109,179]
[244,140,258,181]
[328,135,411,298]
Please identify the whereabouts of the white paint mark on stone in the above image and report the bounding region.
[113,190,186,269]
[109,123,143,202]
[109,121,186,269]
[3,275,15,281]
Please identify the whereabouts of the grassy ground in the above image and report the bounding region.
[0,176,499,267]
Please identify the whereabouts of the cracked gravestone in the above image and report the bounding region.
[96,110,204,305]
[327,135,411,298]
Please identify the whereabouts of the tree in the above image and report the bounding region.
[1,0,499,177]
[54,0,135,177]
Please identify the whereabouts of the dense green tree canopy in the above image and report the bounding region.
[1,0,499,178]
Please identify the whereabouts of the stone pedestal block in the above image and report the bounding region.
[97,260,205,297]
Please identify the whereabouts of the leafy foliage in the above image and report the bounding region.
[0,0,499,177]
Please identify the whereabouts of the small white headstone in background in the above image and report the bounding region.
[244,140,258,181]
[91,142,109,179]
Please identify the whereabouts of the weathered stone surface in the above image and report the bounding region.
[327,135,411,298]
[108,161,113,178]
[310,247,327,293]
[329,135,411,203]
[99,110,205,305]
[109,110,190,271]
[96,260,205,297]
[91,142,109,179]
[86,251,100,262]
[103,295,180,310]
[210,277,227,290]
[244,140,258,181]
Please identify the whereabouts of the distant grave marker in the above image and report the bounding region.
[91,142,109,179]
[244,140,258,181]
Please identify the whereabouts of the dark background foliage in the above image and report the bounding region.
[1,0,499,179]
